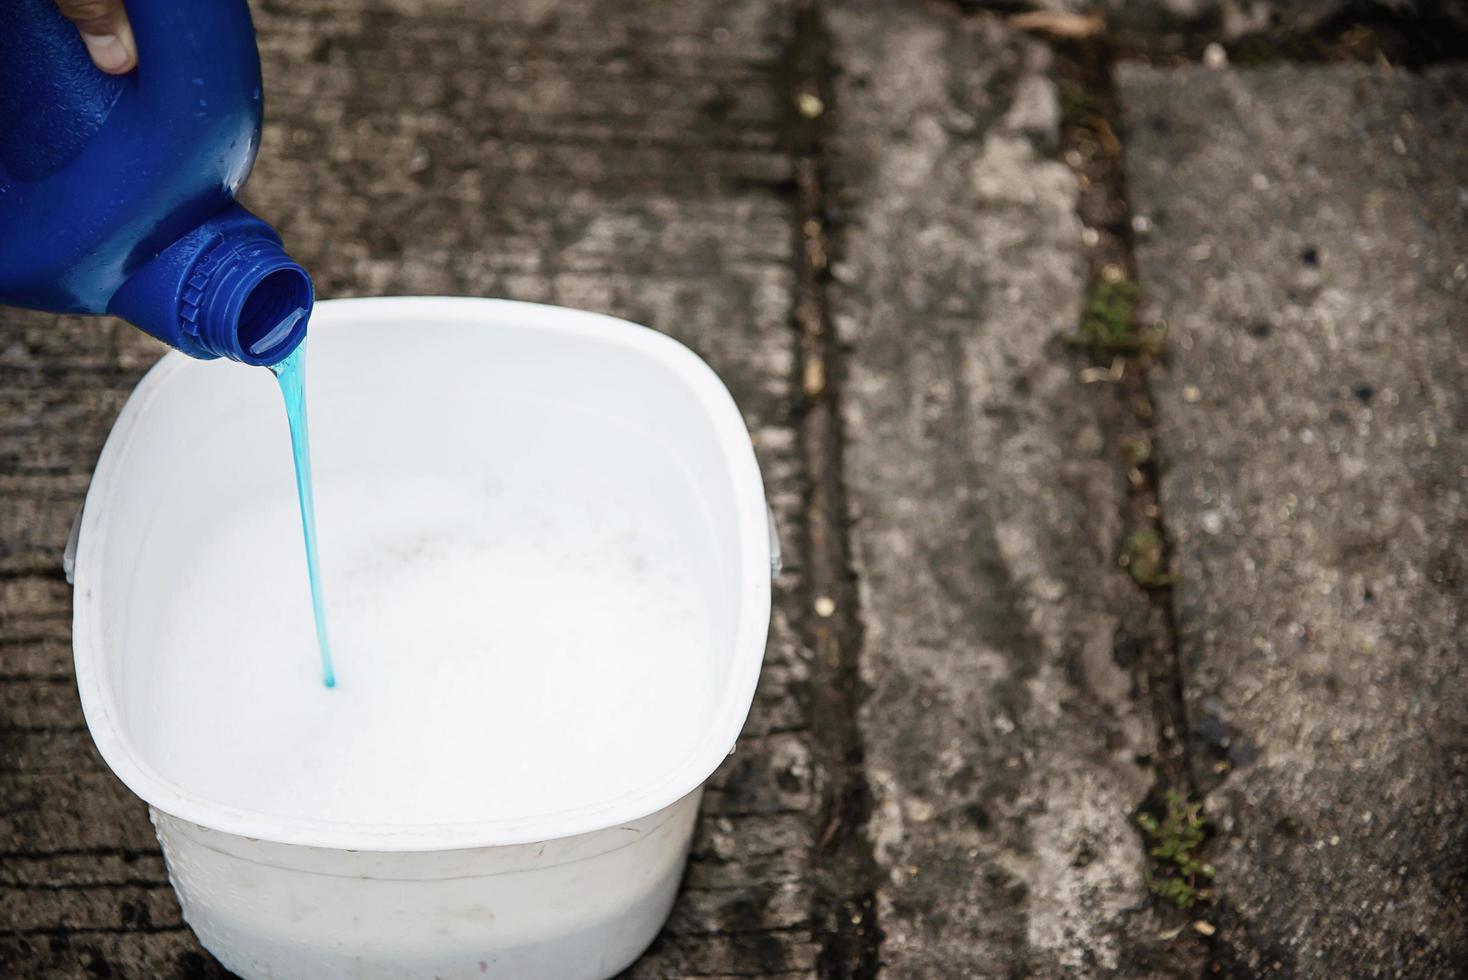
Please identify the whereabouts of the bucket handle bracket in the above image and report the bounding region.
[63,503,83,585]
[767,506,782,580]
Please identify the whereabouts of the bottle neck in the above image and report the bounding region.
[189,236,312,365]
[107,203,313,366]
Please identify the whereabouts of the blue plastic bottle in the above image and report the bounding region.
[0,0,311,366]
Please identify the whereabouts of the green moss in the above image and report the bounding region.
[1123,436,1152,467]
[1138,790,1214,909]
[1076,278,1163,357]
[1121,528,1172,588]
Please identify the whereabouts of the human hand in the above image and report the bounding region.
[55,0,137,74]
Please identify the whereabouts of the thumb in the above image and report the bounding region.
[55,0,137,74]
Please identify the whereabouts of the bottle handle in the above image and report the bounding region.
[122,0,262,106]
[0,0,125,180]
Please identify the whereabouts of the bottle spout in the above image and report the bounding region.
[108,203,312,366]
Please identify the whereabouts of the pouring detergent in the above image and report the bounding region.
[16,7,775,975]
[0,0,335,685]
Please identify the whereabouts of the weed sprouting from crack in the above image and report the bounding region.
[1139,789,1215,909]
[1075,277,1164,357]
[1120,527,1173,588]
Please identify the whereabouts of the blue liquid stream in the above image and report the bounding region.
[269,342,337,688]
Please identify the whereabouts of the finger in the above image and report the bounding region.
[55,0,137,74]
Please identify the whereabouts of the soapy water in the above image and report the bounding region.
[133,345,725,824]
[268,342,336,688]
[138,470,719,825]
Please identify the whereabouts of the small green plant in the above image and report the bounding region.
[1076,278,1163,357]
[1123,435,1152,467]
[1138,790,1214,909]
[1120,528,1172,588]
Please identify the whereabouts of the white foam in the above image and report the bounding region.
[135,472,718,827]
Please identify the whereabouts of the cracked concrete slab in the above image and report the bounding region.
[1123,62,1468,977]
[826,2,1188,975]
[9,0,1464,976]
[2,1,819,976]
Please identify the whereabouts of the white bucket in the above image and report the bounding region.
[69,297,775,979]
